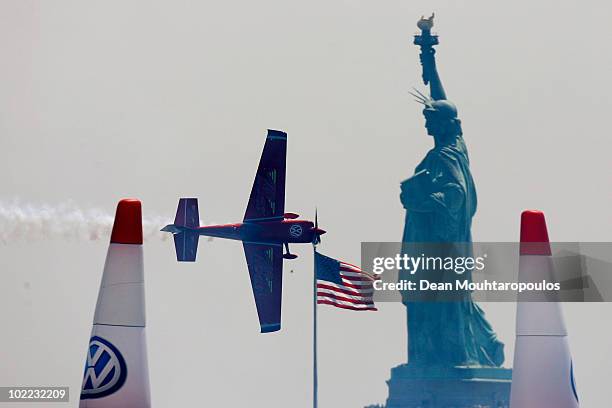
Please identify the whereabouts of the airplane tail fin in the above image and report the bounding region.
[80,199,151,407]
[174,198,200,228]
[173,198,200,262]
[173,230,199,262]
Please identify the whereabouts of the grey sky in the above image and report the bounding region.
[0,1,611,407]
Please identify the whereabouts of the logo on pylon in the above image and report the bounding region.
[81,336,127,399]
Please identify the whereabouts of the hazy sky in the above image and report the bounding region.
[1,1,611,407]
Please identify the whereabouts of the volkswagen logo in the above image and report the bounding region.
[80,336,127,400]
[570,360,579,402]
[289,224,303,237]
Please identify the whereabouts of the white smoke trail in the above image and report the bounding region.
[0,200,172,244]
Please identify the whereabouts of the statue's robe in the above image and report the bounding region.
[400,135,504,367]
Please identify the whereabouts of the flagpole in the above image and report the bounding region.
[313,245,318,408]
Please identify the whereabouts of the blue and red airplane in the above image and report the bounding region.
[162,129,325,333]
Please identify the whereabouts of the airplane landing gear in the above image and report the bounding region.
[283,243,298,259]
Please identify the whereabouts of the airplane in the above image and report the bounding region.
[161,129,326,333]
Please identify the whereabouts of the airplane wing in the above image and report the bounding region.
[243,129,287,222]
[243,242,283,333]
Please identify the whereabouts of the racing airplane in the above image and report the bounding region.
[162,129,326,333]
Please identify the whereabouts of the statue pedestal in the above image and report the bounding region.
[383,364,512,408]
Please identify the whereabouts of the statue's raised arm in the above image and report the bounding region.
[414,13,447,101]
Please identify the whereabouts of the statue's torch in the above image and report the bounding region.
[414,13,438,86]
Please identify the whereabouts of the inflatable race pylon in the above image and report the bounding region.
[80,199,151,407]
[509,210,579,408]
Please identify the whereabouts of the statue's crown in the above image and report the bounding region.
[409,88,457,119]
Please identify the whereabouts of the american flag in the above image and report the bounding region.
[314,251,379,311]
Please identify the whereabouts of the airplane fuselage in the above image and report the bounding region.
[173,218,321,246]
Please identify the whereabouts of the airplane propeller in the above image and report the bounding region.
[312,208,322,246]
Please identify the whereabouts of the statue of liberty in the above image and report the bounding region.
[399,14,505,368]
